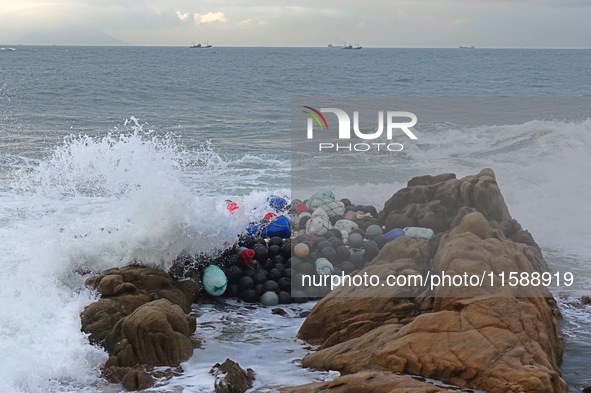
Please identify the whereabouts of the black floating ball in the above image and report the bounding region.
[227,266,243,284]
[263,280,280,292]
[331,239,346,249]
[355,205,366,212]
[330,214,343,225]
[344,205,356,213]
[254,271,268,284]
[363,246,379,262]
[272,255,285,266]
[239,236,257,248]
[254,283,265,297]
[224,283,240,298]
[274,263,286,273]
[290,256,303,268]
[350,253,364,269]
[227,254,239,267]
[254,246,268,263]
[269,236,283,247]
[297,262,315,276]
[313,237,327,250]
[238,276,254,291]
[241,289,259,303]
[281,243,291,258]
[283,268,292,278]
[328,228,343,239]
[292,290,308,303]
[256,237,267,246]
[350,228,365,237]
[364,240,378,250]
[305,286,321,299]
[308,251,319,262]
[278,291,292,304]
[299,215,311,227]
[277,277,291,292]
[301,241,313,250]
[363,205,378,217]
[268,245,281,258]
[341,261,355,274]
[318,241,333,251]
[323,230,335,239]
[294,234,307,244]
[321,247,337,262]
[244,265,258,277]
[374,234,388,249]
[341,198,352,207]
[336,246,351,262]
[268,268,282,281]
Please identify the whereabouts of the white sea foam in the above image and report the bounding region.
[0,125,291,392]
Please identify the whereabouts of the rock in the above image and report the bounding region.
[380,169,512,235]
[280,371,454,393]
[407,173,456,187]
[298,237,430,347]
[210,358,255,393]
[296,170,567,393]
[102,365,154,391]
[81,266,197,353]
[272,307,288,317]
[105,298,196,368]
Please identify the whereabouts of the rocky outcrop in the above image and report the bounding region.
[104,298,196,367]
[80,266,199,390]
[279,371,459,393]
[211,359,255,393]
[380,168,511,234]
[296,169,567,393]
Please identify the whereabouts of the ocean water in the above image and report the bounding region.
[0,46,590,392]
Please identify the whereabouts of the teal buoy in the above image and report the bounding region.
[202,264,228,297]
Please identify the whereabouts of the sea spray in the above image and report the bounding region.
[0,124,288,392]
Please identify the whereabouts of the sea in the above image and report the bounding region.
[0,46,590,392]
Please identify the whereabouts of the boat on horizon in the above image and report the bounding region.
[327,43,343,48]
[459,45,475,49]
[190,42,212,48]
[342,43,362,50]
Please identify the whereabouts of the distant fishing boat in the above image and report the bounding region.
[0,47,16,51]
[459,45,475,49]
[342,43,362,50]
[190,42,212,48]
[327,43,343,48]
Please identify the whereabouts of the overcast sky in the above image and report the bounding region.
[1,0,590,47]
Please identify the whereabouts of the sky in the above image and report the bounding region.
[0,0,590,48]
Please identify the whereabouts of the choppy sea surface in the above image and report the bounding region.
[0,46,590,392]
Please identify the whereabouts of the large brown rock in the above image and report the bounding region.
[279,371,457,393]
[80,266,199,390]
[380,168,512,234]
[105,298,195,368]
[296,171,567,393]
[298,236,431,347]
[81,266,198,351]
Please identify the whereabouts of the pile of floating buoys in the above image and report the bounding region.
[197,192,436,305]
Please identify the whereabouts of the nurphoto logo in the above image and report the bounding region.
[303,106,418,152]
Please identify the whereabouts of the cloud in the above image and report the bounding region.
[176,11,190,22]
[237,19,268,26]
[193,11,227,24]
